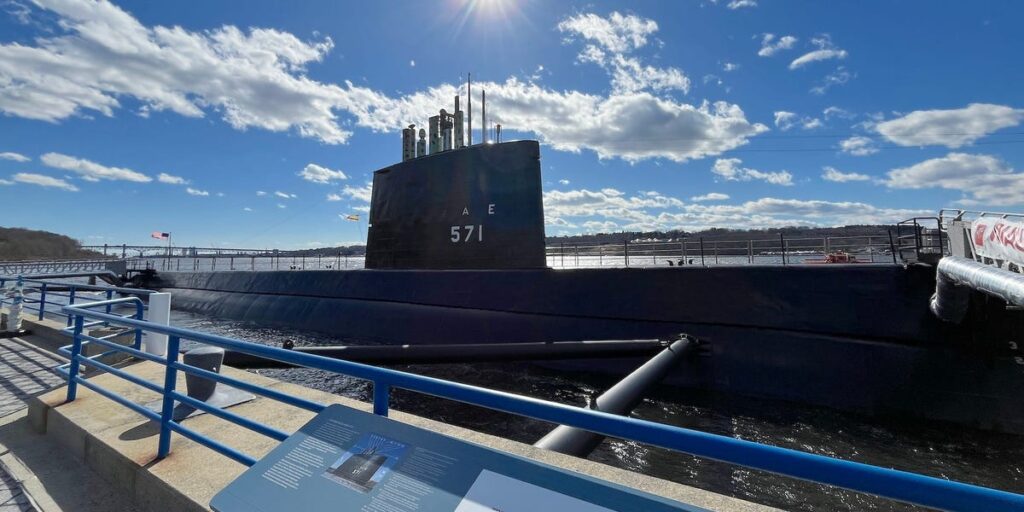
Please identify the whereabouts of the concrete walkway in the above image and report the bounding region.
[0,336,65,512]
[0,334,138,512]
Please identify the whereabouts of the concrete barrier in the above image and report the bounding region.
[27,358,775,512]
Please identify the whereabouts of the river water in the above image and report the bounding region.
[156,309,1023,511]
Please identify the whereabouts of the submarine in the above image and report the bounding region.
[139,89,1024,434]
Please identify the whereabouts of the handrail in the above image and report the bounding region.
[58,305,1024,511]
[0,277,154,326]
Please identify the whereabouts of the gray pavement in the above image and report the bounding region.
[0,337,66,512]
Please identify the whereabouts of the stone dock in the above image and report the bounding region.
[0,314,775,511]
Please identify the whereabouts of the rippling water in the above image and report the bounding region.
[168,310,1024,511]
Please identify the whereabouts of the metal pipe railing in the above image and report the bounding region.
[57,304,1024,511]
[0,277,153,324]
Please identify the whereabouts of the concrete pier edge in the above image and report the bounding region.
[8,314,774,511]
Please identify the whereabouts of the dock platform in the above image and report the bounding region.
[0,315,773,511]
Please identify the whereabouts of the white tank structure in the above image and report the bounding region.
[428,115,441,154]
[402,76,477,156]
[454,96,465,149]
[440,109,453,151]
[416,128,426,158]
[401,124,416,162]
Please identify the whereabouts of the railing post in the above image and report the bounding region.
[780,233,787,265]
[699,238,705,267]
[888,230,898,264]
[36,283,47,320]
[373,381,390,417]
[714,242,719,265]
[66,286,77,327]
[66,315,84,402]
[157,335,181,459]
[105,289,113,314]
[748,240,753,264]
[624,240,629,267]
[574,245,579,268]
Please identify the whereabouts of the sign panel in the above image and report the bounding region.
[211,404,705,512]
[972,217,1024,267]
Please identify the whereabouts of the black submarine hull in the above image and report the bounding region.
[151,264,1024,433]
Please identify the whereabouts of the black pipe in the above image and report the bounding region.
[533,335,698,457]
[222,339,670,368]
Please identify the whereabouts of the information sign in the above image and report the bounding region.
[211,404,705,512]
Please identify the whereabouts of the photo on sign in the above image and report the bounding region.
[454,470,615,512]
[322,432,408,493]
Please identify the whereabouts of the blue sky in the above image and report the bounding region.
[1,0,1022,249]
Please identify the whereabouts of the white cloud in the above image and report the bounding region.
[157,172,188,185]
[186,187,209,196]
[558,179,570,185]
[712,158,793,185]
[790,36,847,69]
[40,152,151,182]
[299,163,348,184]
[341,182,373,203]
[243,207,252,212]
[722,62,740,72]
[0,3,767,164]
[774,111,797,131]
[274,191,297,199]
[0,0,350,143]
[582,220,619,232]
[727,0,757,9]
[810,66,853,95]
[545,186,927,231]
[557,12,658,54]
[409,60,415,67]
[775,111,822,131]
[691,192,730,201]
[823,106,853,120]
[821,166,870,182]
[11,172,78,191]
[802,118,823,130]
[758,34,797,57]
[0,152,30,162]
[256,190,267,196]
[277,203,286,209]
[561,12,690,95]
[875,103,1024,148]
[839,136,878,156]
[326,193,342,201]
[885,152,1024,206]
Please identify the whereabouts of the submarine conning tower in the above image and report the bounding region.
[366,85,546,270]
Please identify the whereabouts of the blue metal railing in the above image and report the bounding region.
[0,277,153,326]
[55,303,1024,511]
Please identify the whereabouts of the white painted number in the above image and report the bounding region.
[449,225,484,243]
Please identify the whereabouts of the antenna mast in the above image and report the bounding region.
[467,74,472,146]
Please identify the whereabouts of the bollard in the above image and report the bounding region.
[145,293,171,356]
[148,346,254,421]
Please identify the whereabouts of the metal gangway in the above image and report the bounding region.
[0,258,126,277]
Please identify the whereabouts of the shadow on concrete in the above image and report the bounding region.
[119,420,160,441]
[0,412,140,512]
